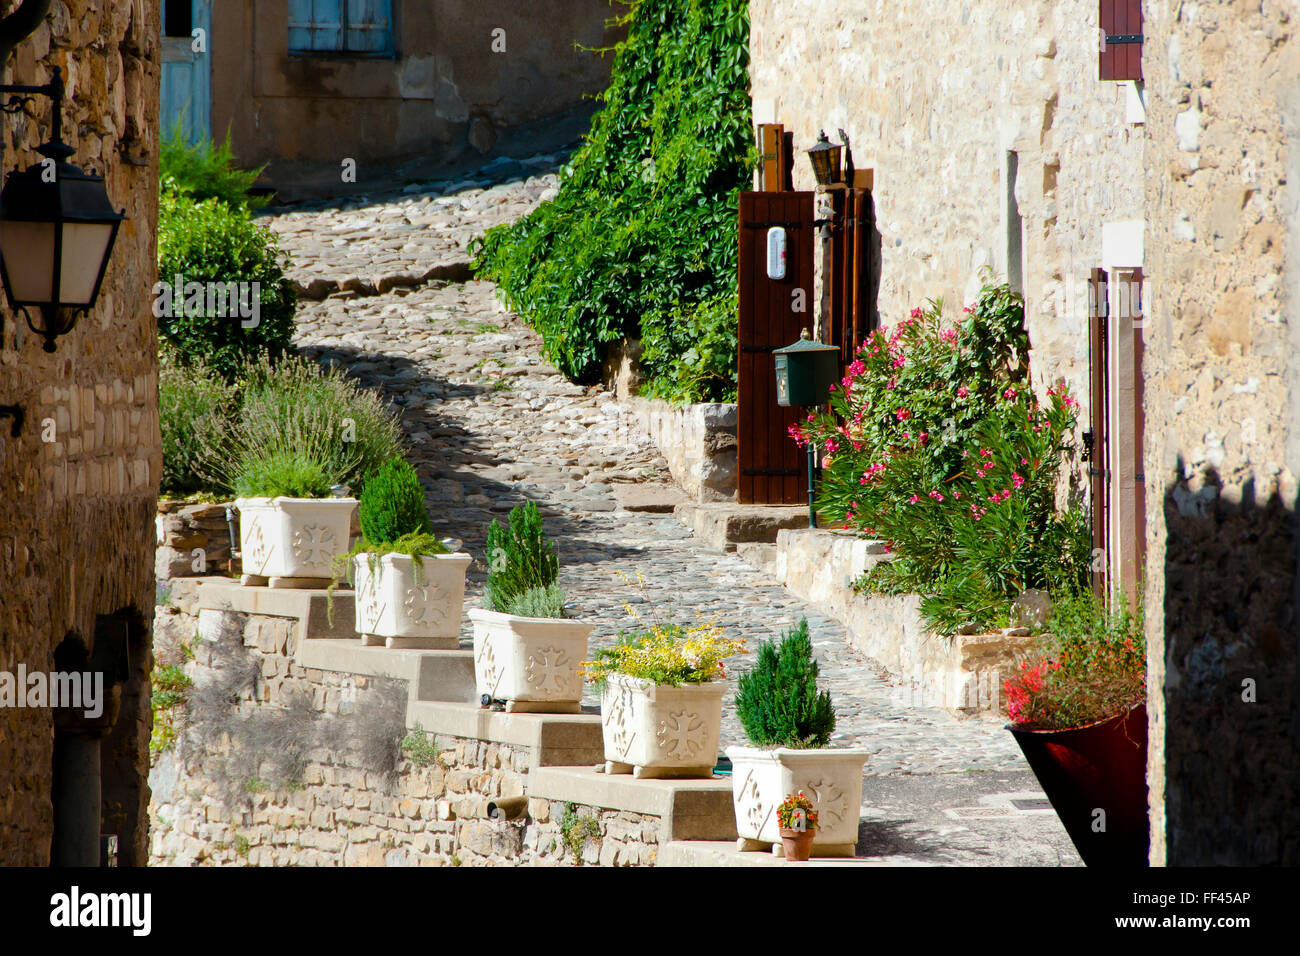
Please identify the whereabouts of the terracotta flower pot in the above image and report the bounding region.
[1007,703,1149,867]
[779,827,816,862]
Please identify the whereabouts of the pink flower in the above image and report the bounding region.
[952,490,962,500]
[908,495,920,505]
[910,307,923,319]
[1012,472,1025,489]
[963,304,975,313]
[828,384,836,391]
[1020,458,1029,465]
[962,449,970,458]
[980,448,992,457]
[903,432,910,441]
[886,378,897,391]
[928,490,945,502]
[918,431,929,445]
[956,387,969,399]
[1063,396,1079,409]
[940,329,958,344]
[895,408,911,422]
[892,356,907,369]
[1004,387,1018,400]
[824,439,839,453]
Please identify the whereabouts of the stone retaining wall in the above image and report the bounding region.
[627,398,738,502]
[773,529,1029,714]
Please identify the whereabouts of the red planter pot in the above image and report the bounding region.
[1008,703,1149,867]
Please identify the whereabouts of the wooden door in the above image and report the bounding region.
[160,0,211,143]
[737,191,815,504]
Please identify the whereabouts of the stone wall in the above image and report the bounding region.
[749,0,1144,446]
[771,529,1030,715]
[210,0,625,197]
[628,397,737,501]
[1142,0,1300,865]
[148,600,664,866]
[155,502,234,580]
[0,1,159,866]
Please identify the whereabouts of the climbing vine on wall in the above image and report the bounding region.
[471,0,753,401]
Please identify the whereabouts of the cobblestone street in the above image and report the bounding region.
[272,164,1034,777]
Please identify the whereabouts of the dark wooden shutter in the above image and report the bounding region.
[1088,268,1110,599]
[1100,0,1143,81]
[737,192,815,504]
[826,186,874,369]
[756,124,784,192]
[289,0,343,52]
[1130,268,1146,585]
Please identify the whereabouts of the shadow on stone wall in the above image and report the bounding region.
[1161,461,1300,864]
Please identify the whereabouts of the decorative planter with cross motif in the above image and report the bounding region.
[470,608,592,712]
[725,746,869,857]
[354,552,472,649]
[235,497,357,587]
[599,674,725,779]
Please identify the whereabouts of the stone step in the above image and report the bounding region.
[405,701,604,770]
[734,542,778,577]
[614,483,685,513]
[673,502,811,553]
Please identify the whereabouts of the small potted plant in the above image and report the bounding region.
[234,450,357,587]
[470,501,592,712]
[583,606,745,779]
[337,458,471,649]
[776,791,818,862]
[1003,589,1148,867]
[727,619,869,857]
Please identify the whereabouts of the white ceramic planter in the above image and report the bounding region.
[236,497,357,585]
[470,608,592,713]
[725,745,870,857]
[353,552,472,649]
[600,673,725,779]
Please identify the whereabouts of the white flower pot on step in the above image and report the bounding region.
[725,745,870,857]
[470,607,592,713]
[354,552,472,649]
[600,673,725,779]
[236,497,357,586]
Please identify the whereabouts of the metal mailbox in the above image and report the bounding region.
[774,330,840,407]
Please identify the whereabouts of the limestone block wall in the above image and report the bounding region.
[628,397,738,501]
[148,606,661,866]
[0,1,160,866]
[1142,0,1300,865]
[749,1,1143,417]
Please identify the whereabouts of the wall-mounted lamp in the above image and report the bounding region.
[0,0,127,353]
[806,130,843,187]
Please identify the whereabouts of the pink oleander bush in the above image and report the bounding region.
[791,279,1092,635]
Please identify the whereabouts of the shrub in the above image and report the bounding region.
[581,621,745,688]
[157,191,297,380]
[199,354,404,499]
[500,583,568,619]
[159,350,236,496]
[161,120,269,211]
[233,450,332,499]
[484,501,559,612]
[359,458,432,545]
[795,280,1090,634]
[472,0,753,391]
[735,619,835,748]
[1004,589,1145,730]
[639,291,739,404]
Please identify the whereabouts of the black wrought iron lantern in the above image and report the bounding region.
[0,67,125,352]
[806,130,843,187]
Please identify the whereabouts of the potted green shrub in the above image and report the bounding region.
[776,791,819,862]
[233,450,357,587]
[583,617,745,779]
[1003,590,1148,867]
[470,502,592,712]
[341,458,470,649]
[726,619,869,857]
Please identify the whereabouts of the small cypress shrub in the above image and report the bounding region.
[735,619,835,748]
[484,501,558,612]
[359,458,432,545]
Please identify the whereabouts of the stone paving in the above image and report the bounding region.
[273,159,1030,776]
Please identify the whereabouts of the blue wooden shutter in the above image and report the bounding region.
[345,0,393,54]
[289,0,344,52]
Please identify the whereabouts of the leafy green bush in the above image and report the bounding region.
[484,501,559,612]
[639,291,738,403]
[796,281,1091,634]
[199,354,404,499]
[159,350,236,496]
[500,583,568,619]
[359,458,432,545]
[472,0,753,391]
[157,191,297,380]
[161,120,269,211]
[735,619,835,748]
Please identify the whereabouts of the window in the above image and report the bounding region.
[163,0,192,38]
[289,0,395,56]
[1099,0,1143,81]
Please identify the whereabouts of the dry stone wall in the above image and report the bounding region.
[0,0,160,866]
[1142,0,1300,865]
[149,606,660,867]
